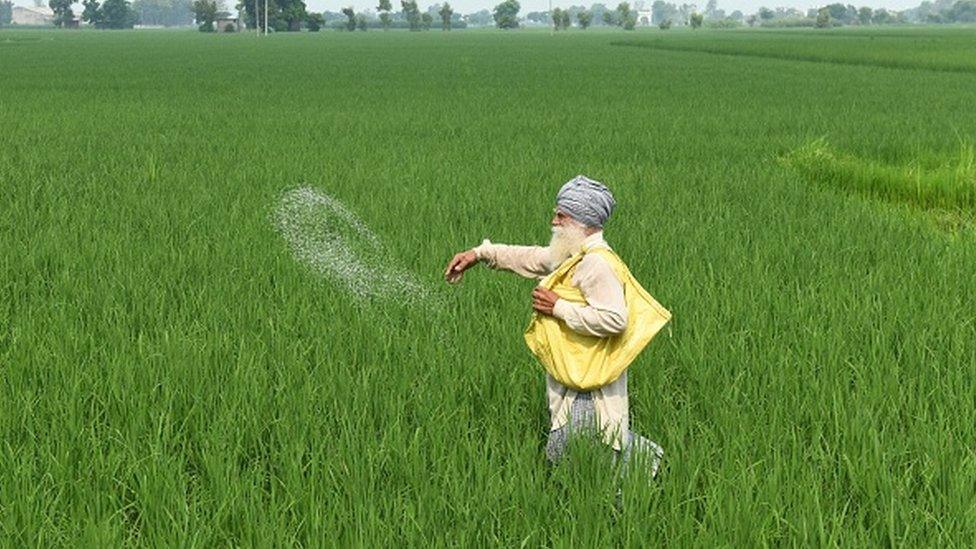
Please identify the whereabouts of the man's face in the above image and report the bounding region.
[551,208,574,228]
[547,208,589,267]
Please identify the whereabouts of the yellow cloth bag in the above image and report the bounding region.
[523,245,671,391]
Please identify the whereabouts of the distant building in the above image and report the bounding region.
[10,6,82,27]
[636,9,653,25]
[215,16,241,32]
[11,6,54,26]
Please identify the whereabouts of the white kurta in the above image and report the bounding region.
[473,231,631,451]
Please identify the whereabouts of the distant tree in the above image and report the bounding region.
[279,0,306,30]
[401,0,421,29]
[241,0,273,30]
[421,10,431,27]
[566,4,583,21]
[705,0,730,21]
[729,9,743,20]
[492,0,519,28]
[588,2,608,24]
[192,0,216,29]
[872,7,893,23]
[341,6,358,29]
[746,13,756,25]
[773,6,801,18]
[816,6,830,26]
[438,1,452,28]
[306,10,322,29]
[101,0,137,27]
[49,0,75,27]
[918,2,937,21]
[616,1,635,28]
[704,0,717,18]
[615,1,627,21]
[824,2,849,22]
[948,0,976,21]
[560,7,570,27]
[658,17,671,27]
[355,12,366,29]
[602,9,614,23]
[689,10,702,26]
[577,8,591,27]
[0,0,13,26]
[651,0,676,23]
[857,5,871,23]
[81,0,100,25]
[377,0,392,28]
[551,6,563,28]
[757,6,774,20]
[465,8,492,25]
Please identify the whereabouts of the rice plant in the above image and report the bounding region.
[1,27,974,546]
[781,137,976,214]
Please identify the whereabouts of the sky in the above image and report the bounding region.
[12,0,925,17]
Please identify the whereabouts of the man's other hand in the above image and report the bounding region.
[532,287,560,316]
[445,250,478,284]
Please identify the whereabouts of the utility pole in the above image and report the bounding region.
[549,0,553,34]
[264,0,268,34]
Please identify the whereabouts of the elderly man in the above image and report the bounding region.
[444,175,668,479]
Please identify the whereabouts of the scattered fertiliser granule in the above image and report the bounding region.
[274,186,432,305]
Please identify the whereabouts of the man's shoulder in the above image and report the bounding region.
[582,245,620,264]
[575,249,623,282]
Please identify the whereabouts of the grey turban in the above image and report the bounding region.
[555,175,616,228]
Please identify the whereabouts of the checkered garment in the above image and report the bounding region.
[545,391,664,478]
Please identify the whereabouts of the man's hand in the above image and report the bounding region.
[532,287,560,316]
[445,249,479,284]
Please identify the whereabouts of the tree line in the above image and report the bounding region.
[13,0,975,30]
[231,0,467,31]
[0,1,12,26]
[528,0,975,29]
[46,0,138,27]
[237,0,975,32]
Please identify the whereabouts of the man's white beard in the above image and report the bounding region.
[547,223,589,269]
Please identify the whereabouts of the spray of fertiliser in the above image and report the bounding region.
[273,186,434,306]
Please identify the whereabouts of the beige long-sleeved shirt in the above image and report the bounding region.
[473,231,631,451]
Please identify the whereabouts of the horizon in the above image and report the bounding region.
[8,0,931,17]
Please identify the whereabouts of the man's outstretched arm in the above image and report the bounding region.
[472,239,553,279]
[445,239,553,283]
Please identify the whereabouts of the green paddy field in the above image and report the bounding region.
[1,26,974,545]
